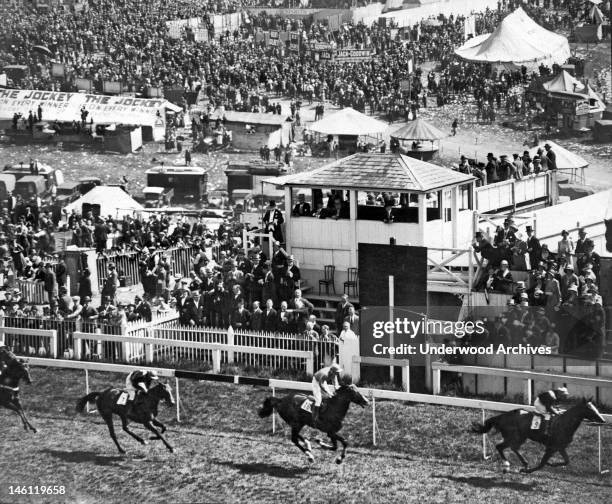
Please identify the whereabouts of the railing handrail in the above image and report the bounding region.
[432,361,612,388]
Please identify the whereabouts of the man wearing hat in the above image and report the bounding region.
[544,143,557,171]
[485,153,499,183]
[102,263,119,304]
[525,225,541,270]
[498,154,513,181]
[134,295,152,322]
[575,228,588,256]
[311,362,344,427]
[512,153,524,180]
[263,200,284,243]
[533,156,542,174]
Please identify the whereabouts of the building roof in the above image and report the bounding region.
[308,107,388,136]
[209,110,290,126]
[264,153,474,193]
[390,118,447,141]
[455,7,570,67]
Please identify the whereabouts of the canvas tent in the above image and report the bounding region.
[308,107,387,136]
[64,186,144,219]
[455,7,570,68]
[542,70,606,110]
[391,118,446,141]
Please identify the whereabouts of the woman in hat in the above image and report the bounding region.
[557,230,574,260]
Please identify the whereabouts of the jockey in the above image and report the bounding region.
[125,370,159,402]
[534,387,569,420]
[312,362,342,425]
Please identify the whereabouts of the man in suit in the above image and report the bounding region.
[55,255,67,289]
[526,225,541,270]
[250,301,264,331]
[134,295,153,322]
[262,298,278,332]
[43,262,57,303]
[544,143,557,171]
[230,298,251,329]
[335,294,353,330]
[383,201,395,223]
[263,200,284,243]
[344,305,360,335]
[292,193,311,217]
[288,289,314,333]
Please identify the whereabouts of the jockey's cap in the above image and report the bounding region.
[148,370,159,380]
[555,387,569,397]
[330,363,343,373]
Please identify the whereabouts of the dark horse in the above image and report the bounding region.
[0,353,37,433]
[472,398,605,473]
[258,381,369,464]
[76,382,175,454]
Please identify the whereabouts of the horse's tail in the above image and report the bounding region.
[258,396,280,418]
[471,414,500,434]
[76,392,100,413]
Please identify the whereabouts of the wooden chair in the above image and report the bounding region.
[318,265,336,295]
[343,267,358,297]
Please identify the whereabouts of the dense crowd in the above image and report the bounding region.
[2,0,594,121]
[470,214,605,357]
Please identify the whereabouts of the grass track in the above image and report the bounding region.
[0,368,610,504]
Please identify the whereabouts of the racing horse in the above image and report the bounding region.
[472,398,605,473]
[76,382,175,454]
[0,350,37,433]
[258,377,368,464]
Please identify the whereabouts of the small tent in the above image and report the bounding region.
[64,186,144,219]
[529,141,588,183]
[308,108,388,136]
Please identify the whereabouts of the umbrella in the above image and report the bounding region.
[32,45,53,57]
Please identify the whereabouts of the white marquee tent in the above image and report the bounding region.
[308,107,388,136]
[455,7,570,68]
[65,186,144,219]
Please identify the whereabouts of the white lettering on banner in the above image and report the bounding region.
[0,90,173,126]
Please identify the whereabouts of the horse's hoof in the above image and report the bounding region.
[306,451,314,463]
[142,440,148,445]
[335,457,343,465]
[168,447,175,454]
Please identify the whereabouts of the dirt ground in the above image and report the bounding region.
[0,368,610,504]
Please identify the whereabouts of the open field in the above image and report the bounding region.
[0,368,610,504]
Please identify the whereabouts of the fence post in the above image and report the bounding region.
[401,364,410,392]
[50,330,58,359]
[212,348,221,373]
[227,326,234,364]
[85,368,91,413]
[74,333,82,360]
[432,367,441,395]
[481,409,487,460]
[272,386,276,434]
[372,393,376,446]
[306,354,313,376]
[175,377,181,422]
[145,327,154,364]
[524,379,532,405]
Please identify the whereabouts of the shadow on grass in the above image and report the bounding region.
[435,474,538,492]
[41,449,129,466]
[216,460,308,479]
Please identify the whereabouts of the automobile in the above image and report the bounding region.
[145,166,208,202]
[14,175,48,202]
[0,174,16,203]
[55,181,81,205]
[143,186,174,208]
[77,177,102,195]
